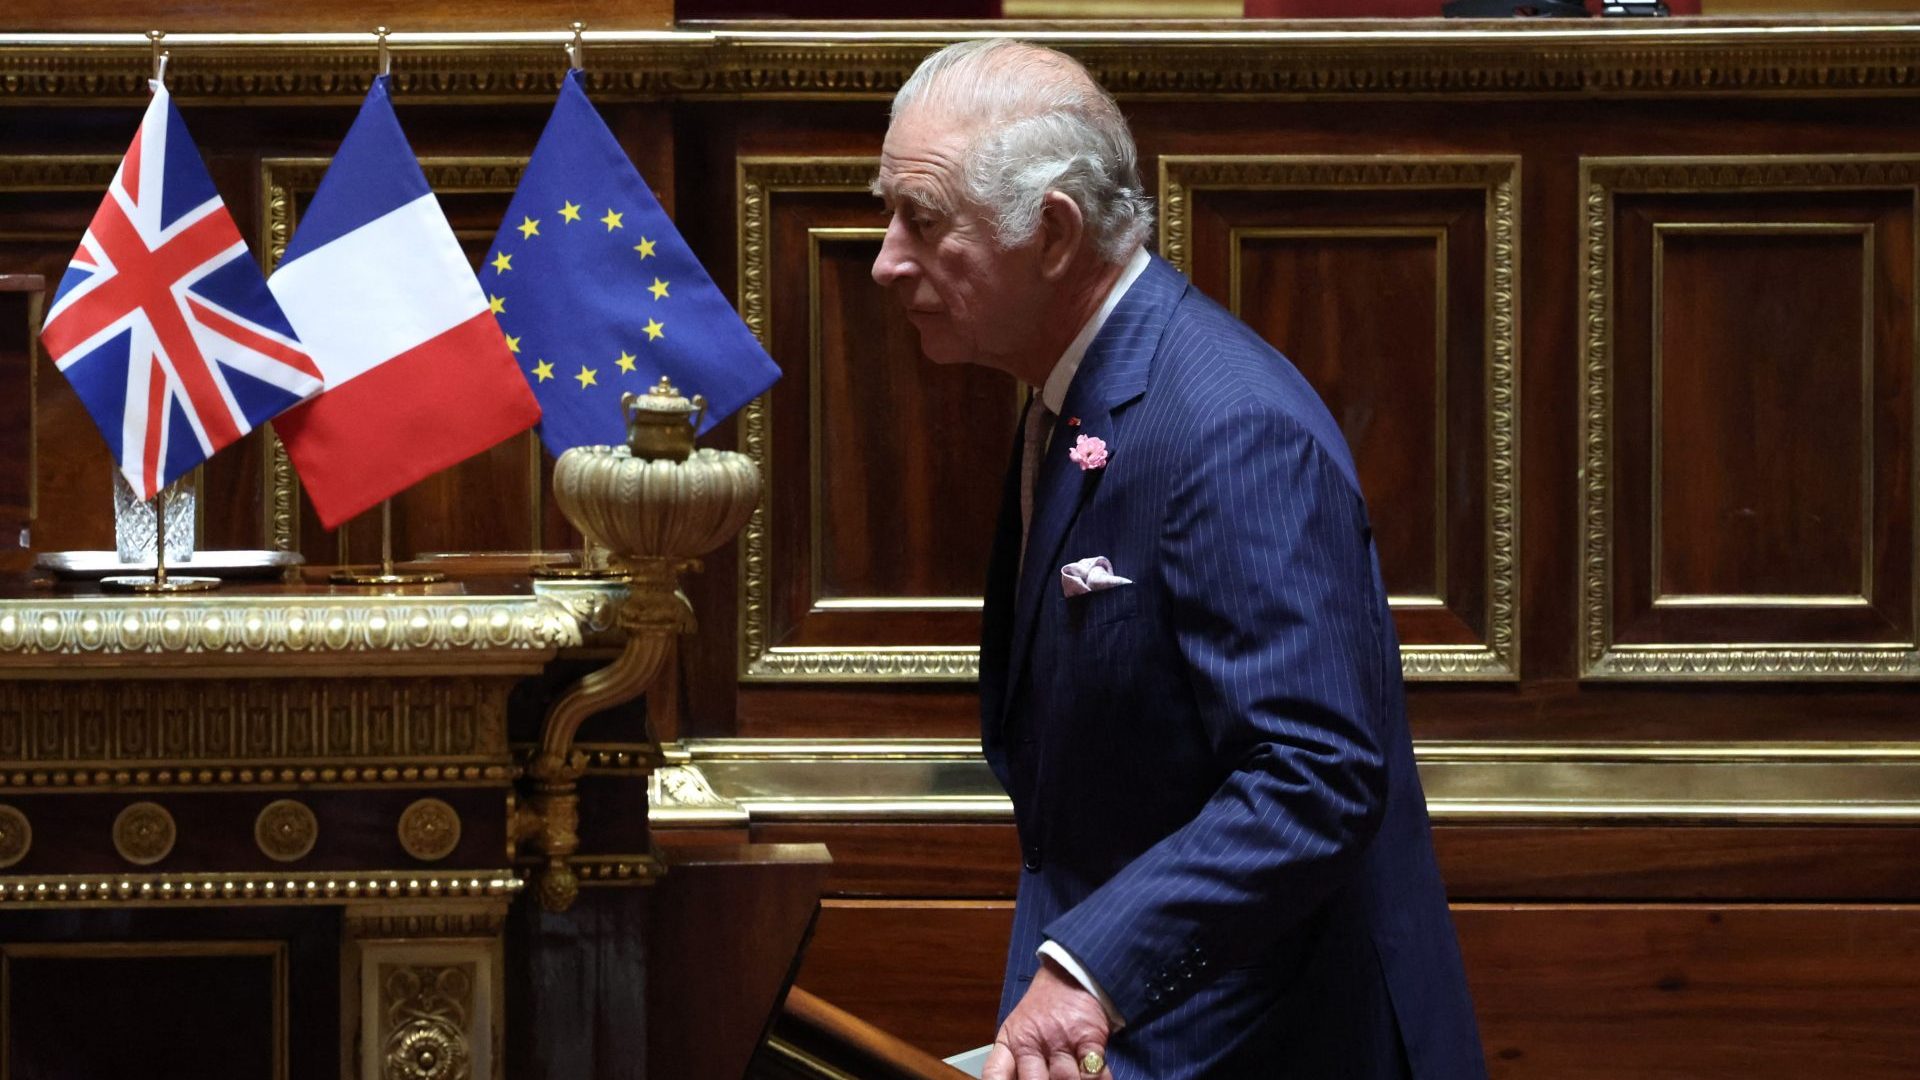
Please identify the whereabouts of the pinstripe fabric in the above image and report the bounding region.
[981,255,1486,1079]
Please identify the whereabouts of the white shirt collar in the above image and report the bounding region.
[1038,245,1152,415]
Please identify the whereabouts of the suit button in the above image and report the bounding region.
[1022,848,1041,872]
[1145,987,1162,1004]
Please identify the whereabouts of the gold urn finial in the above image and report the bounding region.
[621,376,708,462]
[529,390,763,912]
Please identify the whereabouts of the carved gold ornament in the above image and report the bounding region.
[398,799,462,862]
[0,804,30,868]
[382,965,475,1080]
[254,799,318,862]
[113,801,176,865]
[517,376,762,910]
[385,1019,469,1080]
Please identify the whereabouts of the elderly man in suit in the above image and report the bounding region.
[870,39,1486,1080]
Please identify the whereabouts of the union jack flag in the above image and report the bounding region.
[41,81,322,501]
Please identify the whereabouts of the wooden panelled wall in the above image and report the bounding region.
[5,21,1920,1077]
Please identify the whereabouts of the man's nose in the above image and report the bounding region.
[871,215,916,289]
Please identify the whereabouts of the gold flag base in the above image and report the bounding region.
[529,565,627,581]
[329,567,446,586]
[330,500,445,586]
[100,574,220,593]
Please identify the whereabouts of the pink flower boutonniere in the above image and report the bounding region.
[1068,434,1109,471]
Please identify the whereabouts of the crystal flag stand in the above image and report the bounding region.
[330,499,446,586]
[100,482,218,593]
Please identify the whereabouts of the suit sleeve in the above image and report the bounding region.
[1040,404,1390,1023]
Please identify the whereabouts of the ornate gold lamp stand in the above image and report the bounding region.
[514,377,761,911]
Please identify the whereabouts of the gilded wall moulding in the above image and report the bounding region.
[0,596,580,666]
[0,870,521,908]
[1579,155,1920,681]
[735,157,986,682]
[398,798,463,862]
[657,738,1920,826]
[1161,155,1521,680]
[8,26,1920,103]
[112,800,177,865]
[0,804,30,868]
[254,799,319,862]
[0,678,510,766]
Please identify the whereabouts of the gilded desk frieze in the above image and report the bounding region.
[0,677,510,766]
[0,596,580,662]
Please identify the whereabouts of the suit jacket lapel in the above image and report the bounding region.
[999,255,1187,722]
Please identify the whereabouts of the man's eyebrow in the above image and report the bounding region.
[869,178,945,218]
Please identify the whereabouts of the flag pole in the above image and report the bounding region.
[331,498,445,586]
[154,489,169,589]
[102,483,218,593]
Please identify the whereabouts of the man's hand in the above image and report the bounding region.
[983,956,1113,1080]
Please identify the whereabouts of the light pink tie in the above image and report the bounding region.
[1019,398,1053,563]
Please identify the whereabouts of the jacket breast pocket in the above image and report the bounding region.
[1064,583,1139,630]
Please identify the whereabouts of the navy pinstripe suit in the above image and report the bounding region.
[979,255,1486,1079]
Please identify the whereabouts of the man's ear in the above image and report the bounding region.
[1036,191,1086,281]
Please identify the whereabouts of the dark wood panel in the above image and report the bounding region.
[1609,189,1916,648]
[0,277,38,549]
[746,821,1920,904]
[793,893,1920,1076]
[815,234,1011,602]
[1236,230,1445,598]
[761,187,1016,652]
[1655,228,1870,600]
[751,822,1021,898]
[647,839,834,1080]
[1434,825,1920,901]
[1183,185,1491,649]
[1459,904,1920,1079]
[5,949,281,1078]
[794,899,1014,1059]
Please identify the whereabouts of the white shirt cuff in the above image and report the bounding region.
[1037,939,1126,1029]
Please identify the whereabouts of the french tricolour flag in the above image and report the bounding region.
[269,76,539,529]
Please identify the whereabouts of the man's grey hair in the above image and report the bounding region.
[890,39,1153,264]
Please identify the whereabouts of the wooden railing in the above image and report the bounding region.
[753,986,972,1080]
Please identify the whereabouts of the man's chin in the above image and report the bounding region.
[911,334,972,367]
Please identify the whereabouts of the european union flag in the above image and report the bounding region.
[486,69,781,455]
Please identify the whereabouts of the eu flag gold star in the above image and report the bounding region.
[648,278,670,301]
[559,201,582,223]
[634,237,657,259]
[615,351,637,374]
[488,294,506,315]
[600,209,624,231]
[644,318,665,341]
[517,216,540,240]
[505,334,521,354]
[491,252,512,273]
[532,359,554,382]
[575,365,599,388]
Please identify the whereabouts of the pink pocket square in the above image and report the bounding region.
[1060,556,1133,597]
